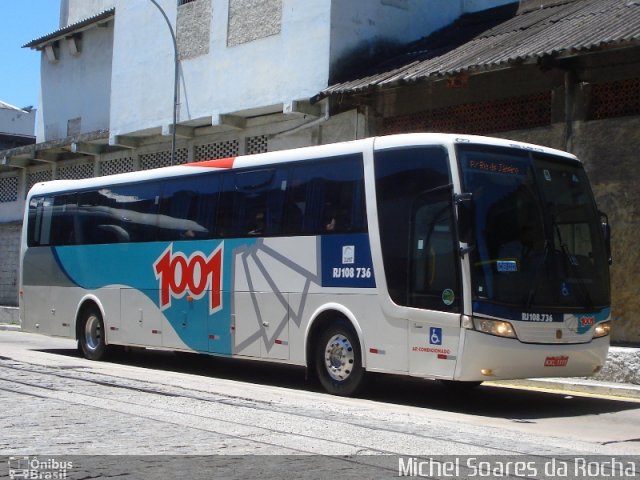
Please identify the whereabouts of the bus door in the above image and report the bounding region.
[407,188,461,378]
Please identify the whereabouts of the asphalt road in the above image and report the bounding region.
[1,330,639,478]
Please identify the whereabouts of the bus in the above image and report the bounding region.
[20,133,612,395]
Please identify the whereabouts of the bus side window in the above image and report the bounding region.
[219,168,286,238]
[27,197,45,247]
[77,190,111,244]
[29,194,79,246]
[284,155,366,235]
[158,174,221,240]
[76,184,159,244]
[106,183,160,242]
[50,194,78,245]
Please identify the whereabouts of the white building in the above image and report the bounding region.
[0,0,515,311]
[0,101,36,145]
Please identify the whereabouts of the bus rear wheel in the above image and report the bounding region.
[315,321,364,396]
[78,306,107,361]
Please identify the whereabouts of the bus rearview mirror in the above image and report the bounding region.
[599,211,612,265]
[455,193,475,248]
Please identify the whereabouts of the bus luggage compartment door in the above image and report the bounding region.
[120,289,163,347]
[234,291,289,360]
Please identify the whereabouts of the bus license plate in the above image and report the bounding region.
[544,355,569,367]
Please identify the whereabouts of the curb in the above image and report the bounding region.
[0,324,21,332]
[489,378,640,400]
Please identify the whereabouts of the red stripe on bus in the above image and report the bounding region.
[185,157,235,168]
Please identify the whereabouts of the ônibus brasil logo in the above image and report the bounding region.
[154,243,223,314]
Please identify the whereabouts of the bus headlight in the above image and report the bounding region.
[473,318,517,339]
[593,321,611,338]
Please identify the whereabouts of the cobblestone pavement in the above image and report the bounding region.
[1,331,640,479]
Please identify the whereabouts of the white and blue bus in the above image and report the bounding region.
[20,134,612,395]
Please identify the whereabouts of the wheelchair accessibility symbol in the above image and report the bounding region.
[429,327,442,345]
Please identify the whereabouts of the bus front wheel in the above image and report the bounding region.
[78,306,107,361]
[315,321,364,396]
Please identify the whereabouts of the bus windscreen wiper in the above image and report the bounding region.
[552,217,593,309]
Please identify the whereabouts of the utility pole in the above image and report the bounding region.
[148,0,179,166]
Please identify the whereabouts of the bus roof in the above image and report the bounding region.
[26,133,578,198]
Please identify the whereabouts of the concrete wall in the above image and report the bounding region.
[575,119,640,346]
[37,19,114,142]
[0,106,36,136]
[60,0,115,27]
[488,118,640,346]
[108,0,517,138]
[0,224,21,306]
[109,0,333,137]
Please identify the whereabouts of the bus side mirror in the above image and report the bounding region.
[455,193,475,249]
[599,211,612,265]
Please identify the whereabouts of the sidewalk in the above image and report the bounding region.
[2,322,639,399]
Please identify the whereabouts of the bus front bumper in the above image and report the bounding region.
[455,330,610,382]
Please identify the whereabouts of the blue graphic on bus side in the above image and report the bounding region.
[320,233,376,288]
[53,238,257,355]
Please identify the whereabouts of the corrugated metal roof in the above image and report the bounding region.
[23,8,115,49]
[322,0,640,96]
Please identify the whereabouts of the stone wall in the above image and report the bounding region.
[594,347,640,384]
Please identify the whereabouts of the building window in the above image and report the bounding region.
[57,162,94,180]
[99,157,134,177]
[177,0,211,59]
[140,148,189,170]
[227,0,282,47]
[178,0,198,5]
[0,175,18,203]
[246,135,268,154]
[194,140,239,161]
[67,117,81,137]
[26,169,53,197]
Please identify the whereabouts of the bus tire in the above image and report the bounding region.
[315,320,364,396]
[78,306,108,361]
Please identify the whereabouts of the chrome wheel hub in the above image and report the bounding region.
[324,334,354,381]
[84,314,102,352]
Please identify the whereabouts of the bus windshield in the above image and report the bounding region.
[458,144,610,313]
